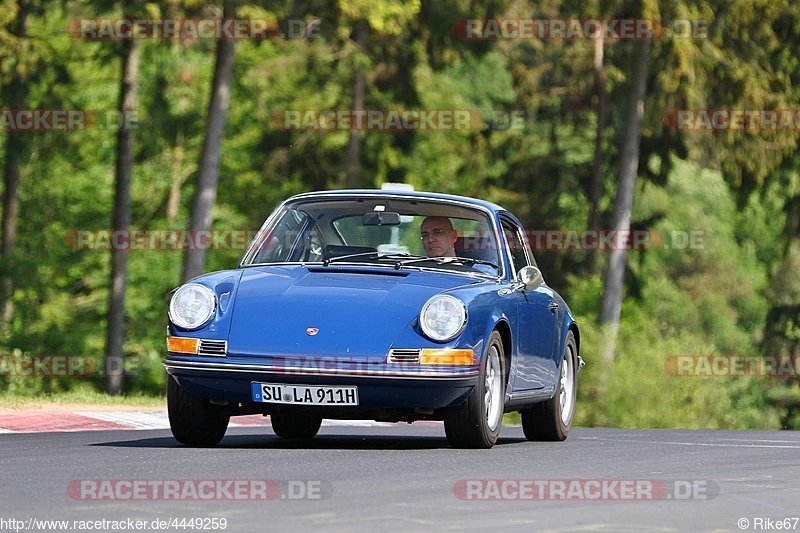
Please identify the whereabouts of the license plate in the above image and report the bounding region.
[251,382,359,406]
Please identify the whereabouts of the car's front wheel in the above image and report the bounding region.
[444,330,506,449]
[521,330,577,441]
[167,376,230,446]
[270,411,322,440]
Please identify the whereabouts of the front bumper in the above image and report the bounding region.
[163,355,479,410]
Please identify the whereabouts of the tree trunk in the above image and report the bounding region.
[182,0,238,281]
[344,21,367,189]
[166,130,187,222]
[760,304,800,428]
[104,38,139,395]
[598,39,650,361]
[586,30,607,275]
[762,304,800,356]
[0,0,32,325]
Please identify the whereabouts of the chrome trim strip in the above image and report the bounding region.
[387,349,421,364]
[163,359,478,380]
[197,339,228,357]
[506,389,556,402]
[498,213,528,281]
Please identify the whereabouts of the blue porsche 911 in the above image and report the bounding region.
[164,189,583,448]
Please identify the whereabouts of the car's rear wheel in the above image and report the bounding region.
[270,411,322,440]
[521,330,577,441]
[444,330,505,449]
[167,376,230,446]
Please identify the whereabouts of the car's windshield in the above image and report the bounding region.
[241,196,502,277]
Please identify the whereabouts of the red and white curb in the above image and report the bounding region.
[0,410,441,434]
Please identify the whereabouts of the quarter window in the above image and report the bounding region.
[502,219,528,274]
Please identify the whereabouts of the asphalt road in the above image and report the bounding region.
[1,425,799,532]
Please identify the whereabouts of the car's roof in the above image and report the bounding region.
[286,189,507,214]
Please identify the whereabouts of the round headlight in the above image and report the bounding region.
[420,294,467,342]
[169,284,216,330]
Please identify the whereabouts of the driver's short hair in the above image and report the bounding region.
[421,216,454,231]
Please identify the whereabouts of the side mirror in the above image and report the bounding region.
[517,265,543,291]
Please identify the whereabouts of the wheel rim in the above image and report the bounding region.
[484,344,502,431]
[559,345,575,425]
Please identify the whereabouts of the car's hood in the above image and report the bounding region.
[226,265,484,361]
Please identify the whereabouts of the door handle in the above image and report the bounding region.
[548,302,559,313]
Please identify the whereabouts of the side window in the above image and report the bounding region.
[520,230,537,267]
[502,219,528,274]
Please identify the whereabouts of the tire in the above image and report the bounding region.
[167,376,230,446]
[521,330,577,441]
[270,411,322,440]
[444,331,506,449]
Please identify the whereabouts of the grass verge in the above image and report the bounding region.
[0,390,164,411]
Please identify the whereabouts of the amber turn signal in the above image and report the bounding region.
[420,349,474,365]
[167,336,198,354]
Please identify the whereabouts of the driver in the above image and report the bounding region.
[420,216,457,258]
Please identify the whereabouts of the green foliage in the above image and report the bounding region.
[575,313,782,429]
[337,0,421,37]
[573,160,789,429]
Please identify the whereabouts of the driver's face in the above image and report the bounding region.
[421,217,457,257]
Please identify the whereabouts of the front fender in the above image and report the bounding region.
[168,269,244,341]
[556,295,580,369]
[387,281,516,367]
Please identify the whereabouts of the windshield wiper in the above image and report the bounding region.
[322,253,499,273]
[394,256,500,271]
[322,252,425,266]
